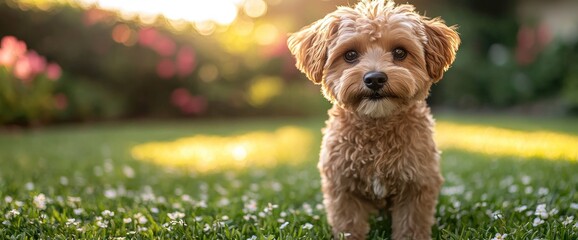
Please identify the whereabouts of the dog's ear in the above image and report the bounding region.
[287,15,340,84]
[422,18,460,82]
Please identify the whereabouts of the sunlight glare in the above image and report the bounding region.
[436,122,578,161]
[131,127,313,173]
[81,0,240,25]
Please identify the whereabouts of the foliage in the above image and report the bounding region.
[0,35,64,125]
[1,114,578,239]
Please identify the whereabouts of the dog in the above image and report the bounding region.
[287,0,460,239]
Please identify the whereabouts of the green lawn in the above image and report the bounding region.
[1,114,577,239]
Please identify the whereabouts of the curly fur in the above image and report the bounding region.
[288,0,460,239]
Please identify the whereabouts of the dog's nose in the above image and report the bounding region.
[363,71,387,91]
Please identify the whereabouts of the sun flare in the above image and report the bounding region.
[131,127,313,173]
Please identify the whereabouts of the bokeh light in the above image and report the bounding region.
[436,122,578,161]
[131,127,313,173]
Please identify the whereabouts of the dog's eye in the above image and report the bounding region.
[344,50,359,63]
[392,48,407,61]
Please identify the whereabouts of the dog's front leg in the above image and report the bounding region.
[322,181,376,240]
[390,184,440,240]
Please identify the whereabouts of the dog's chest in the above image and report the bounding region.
[322,127,418,200]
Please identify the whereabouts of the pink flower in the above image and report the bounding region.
[138,27,158,47]
[46,63,62,80]
[0,36,27,67]
[26,51,47,76]
[153,36,176,57]
[157,59,175,79]
[176,46,196,77]
[13,56,32,82]
[170,88,207,114]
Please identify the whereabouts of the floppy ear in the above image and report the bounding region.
[287,15,340,84]
[422,18,460,82]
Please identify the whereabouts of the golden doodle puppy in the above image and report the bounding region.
[287,0,460,239]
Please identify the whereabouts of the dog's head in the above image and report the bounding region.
[288,0,460,118]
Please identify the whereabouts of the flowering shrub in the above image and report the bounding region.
[0,35,64,125]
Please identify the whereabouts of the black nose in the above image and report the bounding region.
[363,71,387,91]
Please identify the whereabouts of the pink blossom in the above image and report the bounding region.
[153,36,176,56]
[26,51,47,76]
[138,27,158,47]
[176,46,196,77]
[170,88,207,114]
[13,56,32,82]
[46,63,62,80]
[0,36,27,67]
[157,59,175,79]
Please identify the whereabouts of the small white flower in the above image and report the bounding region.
[277,218,285,223]
[104,189,117,199]
[137,226,148,232]
[570,203,578,210]
[168,211,185,220]
[96,219,108,228]
[280,221,289,229]
[492,211,503,220]
[33,193,47,210]
[122,165,135,178]
[302,223,314,230]
[123,217,132,223]
[14,201,24,207]
[134,213,148,224]
[4,196,13,203]
[537,188,549,196]
[535,204,549,219]
[221,215,229,221]
[2,220,10,226]
[533,217,545,227]
[4,209,20,219]
[74,208,84,215]
[102,210,115,218]
[247,235,257,240]
[562,216,574,226]
[491,233,508,240]
[25,182,34,191]
[150,207,159,214]
[515,205,528,212]
[60,176,69,186]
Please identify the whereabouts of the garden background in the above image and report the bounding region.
[1,0,578,239]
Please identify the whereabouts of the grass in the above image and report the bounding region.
[1,114,578,239]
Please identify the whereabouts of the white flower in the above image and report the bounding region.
[562,216,574,226]
[537,188,549,196]
[492,210,503,220]
[60,176,69,186]
[4,196,13,203]
[150,207,159,214]
[515,205,528,212]
[123,218,132,223]
[134,213,148,224]
[491,233,508,240]
[74,208,84,215]
[102,210,115,218]
[25,182,34,191]
[137,226,148,232]
[33,193,47,210]
[104,189,117,199]
[168,211,185,220]
[96,219,108,228]
[122,165,135,178]
[302,223,314,230]
[4,209,20,219]
[533,217,544,227]
[570,203,578,210]
[535,204,549,219]
[247,235,257,240]
[280,221,289,230]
